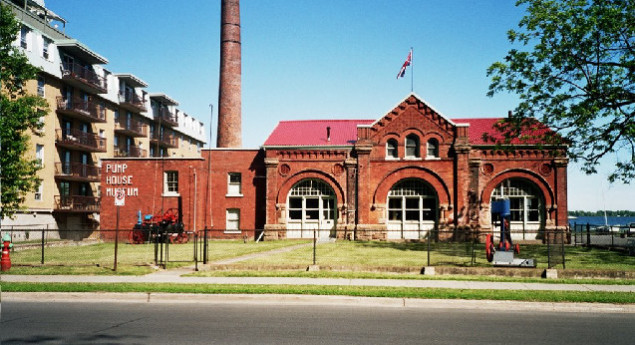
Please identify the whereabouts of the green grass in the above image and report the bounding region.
[6,239,635,276]
[234,241,635,271]
[7,240,310,275]
[2,282,633,304]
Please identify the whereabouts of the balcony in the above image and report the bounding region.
[54,162,100,182]
[61,62,107,94]
[56,97,106,123]
[154,108,178,127]
[119,90,147,113]
[115,145,147,158]
[114,118,147,137]
[56,128,107,152]
[54,195,100,213]
[150,131,179,148]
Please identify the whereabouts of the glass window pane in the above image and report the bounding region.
[405,210,419,221]
[289,210,302,220]
[388,198,402,209]
[388,210,402,221]
[405,198,419,209]
[289,197,302,209]
[305,198,319,209]
[305,210,319,219]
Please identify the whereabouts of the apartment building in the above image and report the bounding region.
[2,0,206,233]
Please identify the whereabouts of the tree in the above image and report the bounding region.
[487,0,635,183]
[0,3,49,218]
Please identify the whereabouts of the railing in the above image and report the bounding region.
[54,162,100,181]
[154,107,178,126]
[56,97,106,122]
[114,145,147,158]
[55,128,107,152]
[54,195,100,212]
[61,62,107,93]
[114,117,148,136]
[118,90,147,112]
[150,131,179,148]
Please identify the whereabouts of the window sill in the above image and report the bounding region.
[425,156,441,160]
[385,157,400,161]
[162,193,180,197]
[225,194,244,198]
[403,157,422,161]
[224,230,242,234]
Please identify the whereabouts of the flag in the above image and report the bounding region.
[396,50,412,79]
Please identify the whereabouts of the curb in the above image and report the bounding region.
[3,292,635,313]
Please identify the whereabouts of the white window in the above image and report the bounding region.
[426,138,439,158]
[37,75,45,97]
[164,171,179,196]
[20,26,30,49]
[386,139,398,159]
[226,209,240,232]
[42,37,51,59]
[34,181,43,201]
[405,134,420,158]
[35,144,44,167]
[491,179,543,225]
[227,172,242,196]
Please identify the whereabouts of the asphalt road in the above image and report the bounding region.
[1,300,633,345]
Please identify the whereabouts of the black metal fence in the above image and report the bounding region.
[571,222,635,254]
[0,228,586,273]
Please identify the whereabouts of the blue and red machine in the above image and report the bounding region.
[486,199,535,267]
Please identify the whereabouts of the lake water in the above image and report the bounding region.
[569,216,635,227]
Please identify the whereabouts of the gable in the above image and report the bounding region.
[366,93,457,141]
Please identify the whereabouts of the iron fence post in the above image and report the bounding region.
[203,227,208,264]
[41,226,45,265]
[586,223,591,246]
[561,231,566,269]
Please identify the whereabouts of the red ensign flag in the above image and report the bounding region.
[396,50,412,79]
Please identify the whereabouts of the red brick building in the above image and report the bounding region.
[100,93,568,241]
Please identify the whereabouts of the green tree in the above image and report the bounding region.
[487,0,635,183]
[0,3,49,218]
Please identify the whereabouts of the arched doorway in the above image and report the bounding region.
[491,178,545,240]
[286,179,336,239]
[386,179,437,239]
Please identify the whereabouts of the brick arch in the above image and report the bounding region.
[373,166,451,206]
[481,169,555,208]
[276,169,345,206]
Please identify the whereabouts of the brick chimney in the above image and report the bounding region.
[217,0,242,148]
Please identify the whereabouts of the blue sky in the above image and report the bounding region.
[45,0,633,211]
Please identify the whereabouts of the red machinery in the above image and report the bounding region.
[129,197,188,244]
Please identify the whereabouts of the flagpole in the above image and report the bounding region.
[410,47,414,93]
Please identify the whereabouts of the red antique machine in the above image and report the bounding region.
[129,196,188,244]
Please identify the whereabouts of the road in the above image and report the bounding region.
[1,299,633,345]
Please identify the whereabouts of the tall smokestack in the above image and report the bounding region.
[217,0,242,148]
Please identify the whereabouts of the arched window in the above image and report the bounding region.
[491,178,543,226]
[287,179,336,239]
[426,138,439,158]
[405,134,420,158]
[386,179,437,239]
[386,139,398,159]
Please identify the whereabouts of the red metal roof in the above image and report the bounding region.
[264,119,374,146]
[264,118,554,147]
[453,118,554,145]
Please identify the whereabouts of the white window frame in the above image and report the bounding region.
[163,171,179,196]
[42,37,51,60]
[227,172,242,197]
[386,138,398,160]
[37,75,45,97]
[35,144,44,167]
[426,138,440,159]
[20,26,30,50]
[226,209,241,233]
[405,134,420,159]
[34,180,43,201]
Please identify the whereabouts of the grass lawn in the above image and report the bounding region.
[4,239,634,275]
[233,241,635,271]
[6,240,310,275]
[2,282,634,304]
